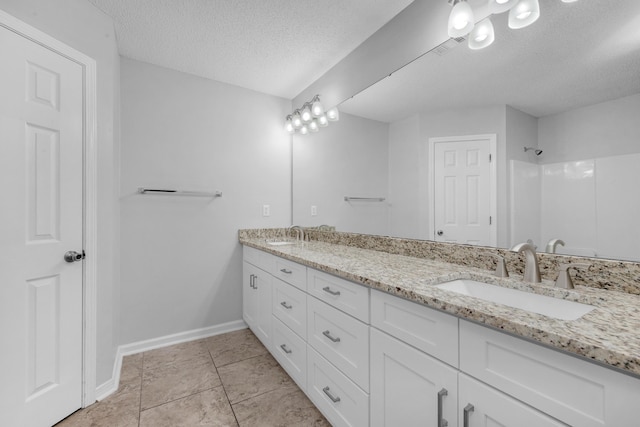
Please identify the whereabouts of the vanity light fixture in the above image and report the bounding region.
[448,0,577,50]
[285,94,339,135]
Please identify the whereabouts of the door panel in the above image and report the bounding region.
[0,24,84,427]
[433,137,494,245]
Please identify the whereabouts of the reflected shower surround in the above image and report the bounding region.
[448,0,578,50]
[285,94,339,135]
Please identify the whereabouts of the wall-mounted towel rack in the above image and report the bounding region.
[138,188,222,197]
[344,196,386,202]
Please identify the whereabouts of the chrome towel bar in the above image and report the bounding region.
[344,196,386,202]
[138,188,222,197]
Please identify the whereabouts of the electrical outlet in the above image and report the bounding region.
[311,205,317,216]
[262,204,270,217]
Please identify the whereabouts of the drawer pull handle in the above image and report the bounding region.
[437,388,448,427]
[322,330,341,343]
[322,386,341,403]
[322,286,341,296]
[280,344,292,354]
[280,301,292,309]
[463,404,474,427]
[280,268,293,274]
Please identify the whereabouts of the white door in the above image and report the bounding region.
[370,328,458,427]
[0,24,84,427]
[431,135,496,246]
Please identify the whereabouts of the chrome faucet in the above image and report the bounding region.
[289,225,304,242]
[511,242,541,283]
[545,239,565,254]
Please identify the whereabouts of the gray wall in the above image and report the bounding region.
[119,58,291,344]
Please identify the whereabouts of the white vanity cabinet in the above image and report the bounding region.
[242,260,272,350]
[370,328,458,427]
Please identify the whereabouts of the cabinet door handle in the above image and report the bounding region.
[322,386,341,403]
[253,275,258,290]
[437,388,449,427]
[249,274,255,289]
[322,286,341,296]
[322,330,341,342]
[280,268,293,274]
[280,301,292,309]
[463,403,474,427]
[280,344,292,354]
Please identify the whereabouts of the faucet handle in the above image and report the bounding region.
[484,253,509,278]
[555,263,590,289]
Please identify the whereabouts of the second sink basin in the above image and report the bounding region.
[435,279,595,320]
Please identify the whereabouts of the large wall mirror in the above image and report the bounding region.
[292,0,640,262]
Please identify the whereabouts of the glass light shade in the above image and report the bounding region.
[311,100,324,117]
[284,119,294,134]
[447,1,475,37]
[292,113,302,129]
[309,119,319,133]
[300,124,309,135]
[326,107,340,121]
[488,0,519,14]
[468,18,495,50]
[300,105,312,123]
[508,0,540,29]
[318,114,329,127]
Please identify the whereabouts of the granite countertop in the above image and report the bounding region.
[240,237,640,378]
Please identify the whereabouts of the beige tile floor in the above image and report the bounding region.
[56,328,329,427]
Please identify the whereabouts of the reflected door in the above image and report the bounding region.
[0,24,84,427]
[432,135,496,246]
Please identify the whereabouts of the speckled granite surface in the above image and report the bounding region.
[239,229,640,378]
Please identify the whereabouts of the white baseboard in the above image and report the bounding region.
[95,319,247,401]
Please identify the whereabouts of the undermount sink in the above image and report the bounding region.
[266,241,296,246]
[435,279,595,321]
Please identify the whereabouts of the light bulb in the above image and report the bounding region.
[301,105,312,123]
[326,107,339,122]
[488,0,518,14]
[292,113,302,129]
[311,99,324,117]
[309,120,319,133]
[318,114,329,127]
[300,125,309,135]
[468,17,495,50]
[508,0,540,29]
[284,119,294,134]
[447,0,475,37]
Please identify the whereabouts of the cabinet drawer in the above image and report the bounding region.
[371,289,458,367]
[307,268,369,322]
[273,257,307,291]
[272,278,306,339]
[271,316,306,390]
[459,373,566,427]
[460,320,640,427]
[243,246,273,272]
[307,346,369,427]
[307,296,369,391]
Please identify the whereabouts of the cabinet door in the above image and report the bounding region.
[370,328,458,427]
[253,270,272,350]
[242,261,259,329]
[458,374,567,427]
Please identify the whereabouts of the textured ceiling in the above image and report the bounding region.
[340,0,640,121]
[86,0,414,99]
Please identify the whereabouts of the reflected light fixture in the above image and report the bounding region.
[508,0,540,29]
[488,0,519,14]
[449,0,576,50]
[448,0,475,37]
[468,17,495,49]
[284,94,338,136]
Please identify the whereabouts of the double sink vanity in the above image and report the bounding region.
[239,228,640,427]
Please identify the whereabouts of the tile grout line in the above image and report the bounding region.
[208,348,241,427]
